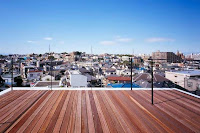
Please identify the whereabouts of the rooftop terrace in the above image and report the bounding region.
[0,89,199,132]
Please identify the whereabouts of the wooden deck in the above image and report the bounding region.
[0,90,199,133]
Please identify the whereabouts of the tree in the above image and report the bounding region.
[48,56,55,60]
[14,76,23,87]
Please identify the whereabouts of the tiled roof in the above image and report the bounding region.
[107,76,131,81]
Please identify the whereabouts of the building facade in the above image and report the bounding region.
[152,51,182,63]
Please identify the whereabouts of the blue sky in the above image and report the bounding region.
[0,0,200,55]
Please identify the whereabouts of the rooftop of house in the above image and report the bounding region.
[0,88,199,132]
[166,70,200,76]
[107,76,131,81]
[133,73,169,82]
[2,74,21,78]
[69,70,81,75]
[34,81,60,87]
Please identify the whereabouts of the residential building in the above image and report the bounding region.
[184,77,200,92]
[165,70,200,89]
[27,69,43,81]
[67,70,87,87]
[152,51,182,63]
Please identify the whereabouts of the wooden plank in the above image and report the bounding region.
[28,91,61,133]
[74,91,82,133]
[5,91,51,133]
[95,91,118,133]
[88,91,103,133]
[141,90,197,132]
[0,91,40,132]
[44,91,69,133]
[52,91,71,133]
[0,91,28,109]
[0,91,45,133]
[85,91,95,133]
[59,91,76,133]
[102,91,133,133]
[122,90,173,133]
[92,91,110,133]
[81,90,89,133]
[129,90,192,133]
[106,90,149,132]
[160,90,200,114]
[0,91,29,114]
[154,90,200,132]
[67,91,78,133]
[97,91,125,133]
[38,91,65,133]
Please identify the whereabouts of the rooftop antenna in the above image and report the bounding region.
[49,44,50,54]
[91,46,93,90]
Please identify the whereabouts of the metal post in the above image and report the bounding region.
[11,58,13,90]
[151,59,154,105]
[51,59,52,90]
[131,58,133,90]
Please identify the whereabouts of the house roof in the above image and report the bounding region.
[133,73,169,82]
[107,76,131,81]
[167,70,200,76]
[34,81,59,87]
[105,68,116,72]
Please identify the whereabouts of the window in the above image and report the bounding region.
[187,82,193,87]
[197,84,200,90]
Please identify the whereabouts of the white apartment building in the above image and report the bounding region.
[165,70,200,88]
[68,70,87,87]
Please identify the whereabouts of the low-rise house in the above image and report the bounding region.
[133,73,170,88]
[165,70,200,88]
[2,74,21,86]
[104,68,116,76]
[184,77,200,94]
[27,69,43,81]
[67,70,87,87]
[41,75,55,81]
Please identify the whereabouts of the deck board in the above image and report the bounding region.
[0,90,199,133]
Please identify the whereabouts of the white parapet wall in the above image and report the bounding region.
[0,87,200,99]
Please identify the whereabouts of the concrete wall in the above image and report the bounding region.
[165,71,186,88]
[70,74,87,87]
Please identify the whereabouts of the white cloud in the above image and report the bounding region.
[100,41,116,45]
[100,36,133,45]
[146,37,175,43]
[27,40,35,43]
[44,37,53,40]
[116,38,133,42]
[59,41,65,44]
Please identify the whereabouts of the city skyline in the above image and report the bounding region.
[0,0,200,54]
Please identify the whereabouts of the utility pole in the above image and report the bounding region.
[51,58,52,90]
[49,44,50,54]
[11,58,13,91]
[91,46,93,89]
[151,59,154,105]
[131,58,133,90]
